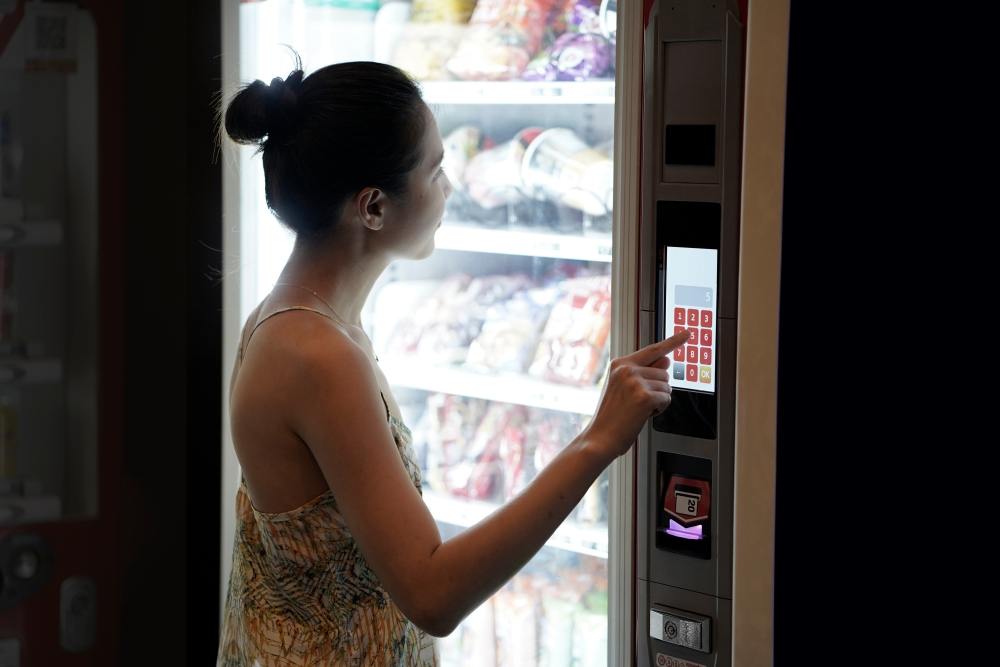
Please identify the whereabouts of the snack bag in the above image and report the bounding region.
[392,0,476,79]
[410,0,476,23]
[529,275,611,386]
[522,0,614,81]
[441,125,482,192]
[465,286,559,374]
[463,127,541,209]
[420,393,491,494]
[446,0,561,80]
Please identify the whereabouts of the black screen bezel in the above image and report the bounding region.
[652,201,720,440]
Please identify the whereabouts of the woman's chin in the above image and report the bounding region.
[413,237,436,260]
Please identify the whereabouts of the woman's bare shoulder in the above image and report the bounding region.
[235,306,369,398]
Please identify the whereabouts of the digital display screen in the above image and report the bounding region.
[664,246,718,393]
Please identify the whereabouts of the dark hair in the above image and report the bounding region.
[224,60,427,239]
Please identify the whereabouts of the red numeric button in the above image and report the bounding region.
[687,309,699,326]
[700,348,712,364]
[701,329,713,346]
[674,308,686,325]
[673,346,685,362]
[701,310,713,327]
[687,346,699,363]
[687,327,699,344]
[686,365,698,382]
[674,326,686,337]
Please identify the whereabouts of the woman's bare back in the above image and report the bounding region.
[229,300,403,514]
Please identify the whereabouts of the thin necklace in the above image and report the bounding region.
[272,282,379,362]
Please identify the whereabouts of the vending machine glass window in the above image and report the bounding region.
[228,1,619,663]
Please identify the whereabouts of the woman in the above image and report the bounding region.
[217,60,688,666]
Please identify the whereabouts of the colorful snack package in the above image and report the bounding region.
[529,275,612,386]
[409,0,477,23]
[392,23,465,80]
[550,31,613,80]
[391,0,476,80]
[521,31,613,81]
[463,127,541,209]
[387,274,471,358]
[441,125,482,192]
[446,0,561,80]
[498,422,527,501]
[493,577,541,666]
[419,393,491,494]
[448,403,526,500]
[402,273,529,365]
[465,286,559,374]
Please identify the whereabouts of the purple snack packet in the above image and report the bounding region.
[522,50,559,81]
[567,0,602,33]
[551,32,612,80]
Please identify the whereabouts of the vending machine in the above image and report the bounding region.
[0,1,124,664]
[222,0,784,663]
[635,1,746,665]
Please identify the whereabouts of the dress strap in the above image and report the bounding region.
[239,306,338,362]
[239,306,394,427]
[379,391,391,423]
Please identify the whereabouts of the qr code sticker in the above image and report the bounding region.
[36,15,68,51]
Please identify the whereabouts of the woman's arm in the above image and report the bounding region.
[420,429,608,634]
[288,325,688,636]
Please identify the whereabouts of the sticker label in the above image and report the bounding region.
[655,653,706,667]
[675,490,700,516]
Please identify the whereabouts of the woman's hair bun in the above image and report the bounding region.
[225,69,305,146]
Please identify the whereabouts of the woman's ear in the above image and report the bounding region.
[356,187,386,230]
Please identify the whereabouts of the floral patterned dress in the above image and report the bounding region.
[217,306,439,666]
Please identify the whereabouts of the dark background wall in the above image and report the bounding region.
[774,2,916,663]
[120,0,222,662]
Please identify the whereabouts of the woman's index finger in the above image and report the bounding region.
[628,330,691,366]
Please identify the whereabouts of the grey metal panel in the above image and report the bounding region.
[657,1,728,42]
[714,316,737,598]
[659,40,723,185]
[636,308,656,581]
[654,183,722,204]
[639,12,661,314]
[641,320,735,599]
[644,430,716,596]
[638,1,744,660]
[637,581,732,667]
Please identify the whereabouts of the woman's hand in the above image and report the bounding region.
[584,330,691,462]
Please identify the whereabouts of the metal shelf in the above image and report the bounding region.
[435,223,612,262]
[380,357,600,415]
[420,80,615,106]
[423,491,608,559]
